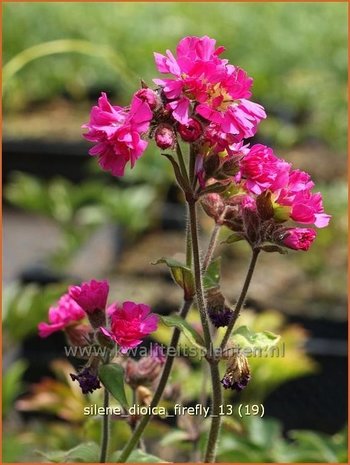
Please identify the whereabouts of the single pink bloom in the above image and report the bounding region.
[83,93,153,176]
[240,144,290,195]
[69,279,109,314]
[38,294,85,338]
[289,191,331,228]
[101,301,158,353]
[283,228,317,251]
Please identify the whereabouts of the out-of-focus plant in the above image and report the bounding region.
[16,360,97,423]
[3,281,68,343]
[153,308,316,410]
[28,30,334,463]
[216,416,347,463]
[5,172,157,269]
[3,359,27,418]
[3,2,347,150]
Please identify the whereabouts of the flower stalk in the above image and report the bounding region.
[99,388,110,463]
[220,248,260,352]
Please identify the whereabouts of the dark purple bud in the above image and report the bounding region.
[70,367,101,394]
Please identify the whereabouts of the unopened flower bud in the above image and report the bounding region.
[221,350,251,392]
[219,157,240,178]
[256,191,274,220]
[65,324,91,347]
[242,198,260,245]
[178,118,202,142]
[125,345,166,389]
[134,88,161,111]
[155,124,176,150]
[201,193,225,223]
[203,153,220,178]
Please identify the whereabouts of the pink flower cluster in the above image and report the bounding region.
[200,140,331,252]
[83,36,330,251]
[38,280,158,352]
[154,36,266,140]
[83,36,266,176]
[239,144,331,230]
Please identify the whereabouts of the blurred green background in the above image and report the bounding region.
[3,2,348,463]
[3,2,348,149]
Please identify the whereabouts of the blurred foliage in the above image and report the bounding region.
[217,416,347,463]
[5,172,157,268]
[15,360,100,423]
[2,359,27,418]
[154,308,316,403]
[3,281,69,343]
[3,2,347,150]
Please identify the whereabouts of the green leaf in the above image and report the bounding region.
[260,244,287,254]
[98,363,128,409]
[153,257,195,299]
[159,314,205,350]
[161,153,189,192]
[232,325,280,350]
[111,449,168,463]
[160,430,190,446]
[36,442,100,463]
[289,430,339,463]
[203,257,221,289]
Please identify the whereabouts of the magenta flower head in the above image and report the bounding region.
[154,35,266,140]
[83,92,153,176]
[38,294,85,338]
[101,301,158,353]
[69,279,109,328]
[240,144,290,195]
[282,228,317,251]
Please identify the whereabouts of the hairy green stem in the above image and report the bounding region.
[187,199,223,463]
[99,388,110,463]
[204,362,223,463]
[186,206,192,268]
[220,249,260,351]
[187,200,213,352]
[202,223,221,273]
[117,299,193,462]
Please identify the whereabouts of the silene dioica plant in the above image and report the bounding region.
[39,36,331,463]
